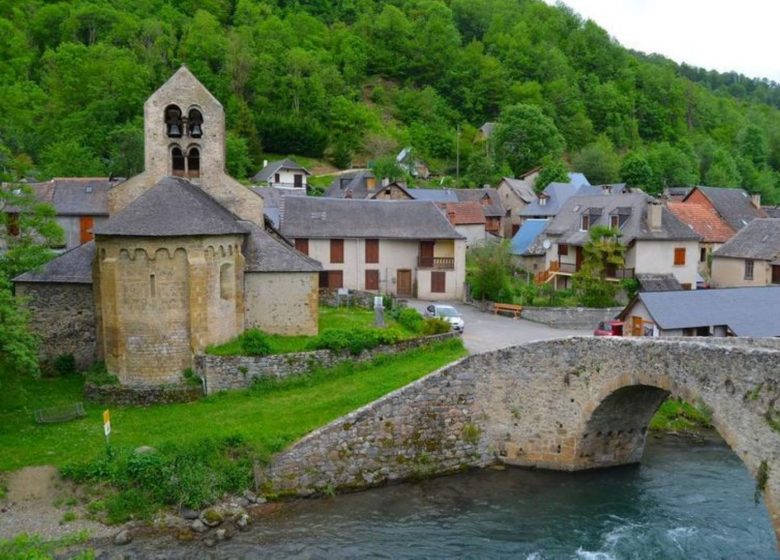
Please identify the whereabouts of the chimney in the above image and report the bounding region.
[381,177,390,187]
[648,201,663,231]
[751,193,761,209]
[448,211,456,223]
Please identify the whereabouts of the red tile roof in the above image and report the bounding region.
[666,201,735,243]
[438,201,486,225]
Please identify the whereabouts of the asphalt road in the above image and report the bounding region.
[406,299,591,354]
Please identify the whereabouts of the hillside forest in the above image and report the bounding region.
[1,0,780,201]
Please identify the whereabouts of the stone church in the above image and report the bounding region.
[14,67,321,385]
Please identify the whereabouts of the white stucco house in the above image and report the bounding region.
[251,158,310,190]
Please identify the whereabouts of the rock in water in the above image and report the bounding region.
[191,519,207,533]
[180,507,199,520]
[200,508,224,527]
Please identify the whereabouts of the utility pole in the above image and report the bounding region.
[456,123,461,184]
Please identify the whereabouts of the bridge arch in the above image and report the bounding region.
[264,337,780,545]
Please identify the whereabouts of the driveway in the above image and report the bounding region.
[406,300,591,354]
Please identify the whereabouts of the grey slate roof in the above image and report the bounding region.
[251,158,310,183]
[94,177,247,237]
[544,193,700,245]
[4,178,121,216]
[635,273,682,292]
[280,197,463,240]
[713,218,780,260]
[763,207,780,218]
[406,188,459,202]
[500,177,537,203]
[519,182,621,218]
[620,287,780,336]
[324,170,376,198]
[14,241,95,284]
[684,186,767,231]
[240,221,321,273]
[451,188,505,217]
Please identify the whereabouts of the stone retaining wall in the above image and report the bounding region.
[196,332,459,394]
[519,306,622,329]
[84,383,203,405]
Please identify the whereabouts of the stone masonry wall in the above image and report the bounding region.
[16,282,97,370]
[519,306,623,329]
[262,336,780,543]
[196,332,458,394]
[84,383,202,406]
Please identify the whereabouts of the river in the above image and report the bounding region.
[108,434,776,559]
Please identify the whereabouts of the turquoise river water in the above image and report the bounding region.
[108,435,776,559]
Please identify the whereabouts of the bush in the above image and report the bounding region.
[307,328,402,355]
[84,361,119,386]
[393,307,424,334]
[240,329,272,356]
[52,354,77,376]
[422,318,451,335]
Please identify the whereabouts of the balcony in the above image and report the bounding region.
[535,260,634,283]
[418,256,455,270]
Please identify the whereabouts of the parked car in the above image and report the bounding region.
[594,320,624,336]
[425,304,465,332]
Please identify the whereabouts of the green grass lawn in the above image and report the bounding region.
[207,305,415,356]
[649,398,713,433]
[0,339,466,472]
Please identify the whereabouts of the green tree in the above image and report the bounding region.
[534,156,569,192]
[466,240,514,302]
[572,225,625,307]
[572,136,620,184]
[372,156,405,182]
[620,152,653,189]
[646,143,699,193]
[704,148,741,187]
[226,132,253,180]
[493,103,565,176]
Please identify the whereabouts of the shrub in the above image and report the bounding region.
[52,354,77,377]
[394,307,424,333]
[84,361,119,386]
[307,328,401,355]
[240,329,272,356]
[422,318,451,335]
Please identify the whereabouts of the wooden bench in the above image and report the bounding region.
[493,303,523,319]
[34,402,86,424]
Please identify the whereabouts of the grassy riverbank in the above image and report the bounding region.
[650,399,713,434]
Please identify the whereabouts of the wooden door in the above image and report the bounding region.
[773,265,780,285]
[397,269,412,296]
[575,247,584,271]
[80,216,94,244]
[365,270,379,290]
[294,174,303,188]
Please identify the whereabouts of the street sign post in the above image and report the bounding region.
[103,409,111,444]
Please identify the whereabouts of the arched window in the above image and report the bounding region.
[165,105,183,138]
[188,109,203,138]
[172,147,185,176]
[187,147,200,178]
[220,263,234,300]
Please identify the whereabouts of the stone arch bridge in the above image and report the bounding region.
[264,337,780,542]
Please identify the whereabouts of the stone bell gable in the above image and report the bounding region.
[109,66,263,224]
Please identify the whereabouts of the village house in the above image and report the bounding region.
[279,197,466,300]
[535,193,700,289]
[618,286,780,337]
[519,180,620,221]
[510,218,550,275]
[711,218,780,287]
[451,188,505,237]
[13,67,321,385]
[251,158,311,190]
[666,201,734,278]
[496,177,537,237]
[437,201,488,248]
[682,186,766,231]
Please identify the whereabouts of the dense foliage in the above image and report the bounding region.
[0,0,779,199]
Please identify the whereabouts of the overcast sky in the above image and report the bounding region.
[546,0,780,82]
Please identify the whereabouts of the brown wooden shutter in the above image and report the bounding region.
[318,270,328,289]
[365,239,379,263]
[295,238,309,255]
[674,248,686,266]
[365,270,379,290]
[431,271,446,293]
[330,239,344,263]
[79,216,94,244]
[329,270,343,289]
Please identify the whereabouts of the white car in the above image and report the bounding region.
[425,304,465,332]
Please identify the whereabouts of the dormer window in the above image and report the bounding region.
[165,105,183,138]
[581,214,590,230]
[188,108,203,138]
[610,215,619,229]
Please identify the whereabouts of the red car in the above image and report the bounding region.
[594,320,624,336]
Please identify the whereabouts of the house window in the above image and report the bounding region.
[610,215,619,229]
[431,271,446,293]
[172,147,185,176]
[558,244,569,256]
[674,248,686,266]
[700,248,707,263]
[187,147,200,178]
[7,212,19,237]
[580,215,590,231]
[274,173,280,183]
[365,269,379,290]
[319,270,343,289]
[745,259,754,280]
[294,238,309,255]
[220,263,234,300]
[330,239,344,263]
[365,239,379,263]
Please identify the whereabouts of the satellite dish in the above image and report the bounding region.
[542,239,551,250]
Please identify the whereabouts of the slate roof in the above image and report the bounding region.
[619,287,780,336]
[251,158,310,183]
[438,201,486,225]
[545,193,700,245]
[406,188,459,202]
[510,219,549,256]
[240,221,321,273]
[500,177,536,203]
[14,241,95,284]
[451,188,505,217]
[324,170,375,198]
[94,177,247,237]
[4,178,121,216]
[684,186,767,231]
[635,273,682,292]
[368,182,414,200]
[280,197,463,240]
[713,218,780,260]
[666,201,735,243]
[520,182,624,218]
[763,206,780,218]
[568,173,591,188]
[478,122,496,138]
